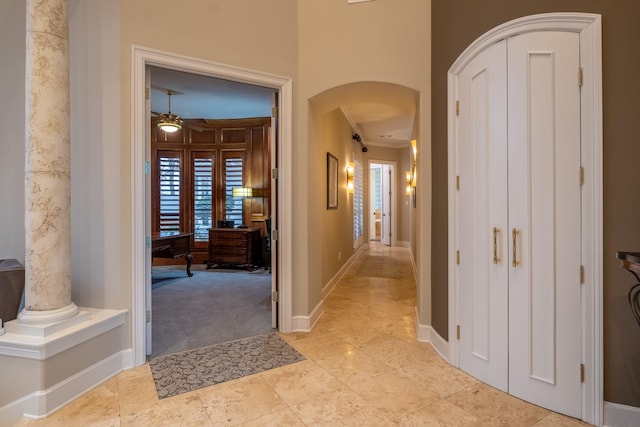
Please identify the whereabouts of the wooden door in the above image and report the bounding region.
[507,30,582,418]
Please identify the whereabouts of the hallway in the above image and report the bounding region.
[14,244,589,426]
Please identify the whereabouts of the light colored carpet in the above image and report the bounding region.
[148,332,305,399]
[151,264,273,357]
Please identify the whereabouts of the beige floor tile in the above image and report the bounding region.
[447,382,551,426]
[349,371,441,422]
[120,392,211,427]
[329,323,396,348]
[197,375,287,426]
[532,412,593,426]
[315,349,396,386]
[259,359,346,406]
[360,336,435,369]
[116,365,160,416]
[397,399,480,426]
[398,358,479,398]
[291,387,394,426]
[288,332,356,360]
[239,408,306,426]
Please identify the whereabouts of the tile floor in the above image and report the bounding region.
[14,244,591,426]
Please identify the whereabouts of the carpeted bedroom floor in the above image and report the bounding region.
[150,263,273,358]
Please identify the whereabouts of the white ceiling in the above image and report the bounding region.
[149,66,416,149]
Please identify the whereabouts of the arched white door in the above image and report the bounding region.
[449,13,603,423]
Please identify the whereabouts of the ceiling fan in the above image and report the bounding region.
[152,88,205,133]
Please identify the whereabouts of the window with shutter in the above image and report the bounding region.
[353,160,364,242]
[193,153,214,242]
[224,156,244,227]
[158,153,182,233]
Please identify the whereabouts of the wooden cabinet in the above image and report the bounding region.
[206,228,261,270]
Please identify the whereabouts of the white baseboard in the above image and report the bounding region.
[415,313,450,363]
[321,244,366,299]
[291,244,369,333]
[603,401,640,427]
[0,348,133,426]
[292,301,323,332]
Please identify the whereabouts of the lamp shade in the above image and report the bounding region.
[232,187,253,198]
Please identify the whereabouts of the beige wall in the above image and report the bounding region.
[432,0,640,408]
[316,109,362,288]
[298,0,431,318]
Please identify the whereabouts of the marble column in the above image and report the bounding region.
[20,0,77,324]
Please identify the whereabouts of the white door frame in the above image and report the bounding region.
[131,45,294,366]
[368,160,397,246]
[447,13,603,425]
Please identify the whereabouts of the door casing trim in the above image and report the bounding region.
[131,45,294,365]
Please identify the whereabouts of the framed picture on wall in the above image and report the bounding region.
[327,152,338,209]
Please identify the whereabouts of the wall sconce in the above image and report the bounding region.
[410,139,417,188]
[406,170,412,195]
[346,162,355,193]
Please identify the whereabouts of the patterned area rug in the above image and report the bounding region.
[149,332,305,398]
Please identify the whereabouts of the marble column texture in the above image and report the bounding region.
[21,0,77,321]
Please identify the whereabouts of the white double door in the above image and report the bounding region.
[456,31,583,417]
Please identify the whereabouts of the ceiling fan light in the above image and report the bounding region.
[158,122,181,133]
[157,114,183,133]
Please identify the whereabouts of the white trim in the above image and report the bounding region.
[0,349,133,425]
[0,308,127,360]
[322,243,367,299]
[131,46,294,366]
[603,401,640,427]
[292,303,323,332]
[447,13,602,426]
[367,159,398,246]
[415,314,450,363]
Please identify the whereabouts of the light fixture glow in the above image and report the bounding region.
[232,187,254,198]
[157,114,183,133]
[346,162,355,193]
[406,170,412,195]
[410,139,417,188]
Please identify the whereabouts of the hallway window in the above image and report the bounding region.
[354,160,364,241]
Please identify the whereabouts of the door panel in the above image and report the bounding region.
[381,164,391,245]
[507,31,582,417]
[457,39,508,392]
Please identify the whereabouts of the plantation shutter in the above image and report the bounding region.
[158,152,182,233]
[224,156,244,227]
[192,152,215,242]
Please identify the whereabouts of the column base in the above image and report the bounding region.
[17,303,78,326]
